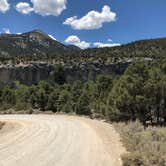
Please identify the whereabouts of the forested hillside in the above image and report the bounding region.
[0,30,165,64]
[81,38,166,61]
[54,37,166,65]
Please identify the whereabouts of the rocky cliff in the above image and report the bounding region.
[0,62,129,85]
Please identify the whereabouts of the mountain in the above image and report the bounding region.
[0,30,79,58]
[67,45,82,51]
[82,37,166,60]
[0,29,165,63]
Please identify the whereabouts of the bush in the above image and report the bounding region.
[0,122,5,130]
[61,102,73,113]
[122,152,143,166]
[28,108,33,114]
[115,121,166,166]
[76,92,91,116]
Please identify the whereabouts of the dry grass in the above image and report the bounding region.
[114,121,166,166]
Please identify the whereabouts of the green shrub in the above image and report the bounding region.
[28,108,34,114]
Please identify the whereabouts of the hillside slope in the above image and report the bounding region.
[0,30,78,59]
[82,38,166,60]
[0,30,165,63]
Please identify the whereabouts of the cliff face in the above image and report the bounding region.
[64,62,129,83]
[0,64,53,85]
[0,62,129,85]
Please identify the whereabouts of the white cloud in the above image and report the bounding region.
[3,28,11,34]
[16,0,66,16]
[31,0,67,16]
[48,34,56,41]
[65,35,90,49]
[63,5,116,30]
[0,0,10,13]
[16,2,34,14]
[108,38,113,42]
[93,42,120,48]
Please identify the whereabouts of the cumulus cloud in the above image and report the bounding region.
[0,0,10,13]
[31,0,67,16]
[93,42,120,48]
[15,0,66,16]
[16,2,34,14]
[65,35,90,49]
[3,28,11,34]
[48,34,56,41]
[63,5,116,30]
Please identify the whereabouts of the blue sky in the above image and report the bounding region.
[0,0,166,48]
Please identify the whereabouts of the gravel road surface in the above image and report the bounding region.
[0,115,126,166]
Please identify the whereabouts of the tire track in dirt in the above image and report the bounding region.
[0,115,125,166]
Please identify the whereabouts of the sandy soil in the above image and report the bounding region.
[0,115,126,166]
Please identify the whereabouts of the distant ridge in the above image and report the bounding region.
[0,30,80,58]
[0,29,165,60]
[83,37,166,59]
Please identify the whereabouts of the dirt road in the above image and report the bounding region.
[0,115,125,166]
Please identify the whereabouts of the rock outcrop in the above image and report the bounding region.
[0,62,129,85]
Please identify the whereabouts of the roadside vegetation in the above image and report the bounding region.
[115,121,166,166]
[0,122,5,130]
